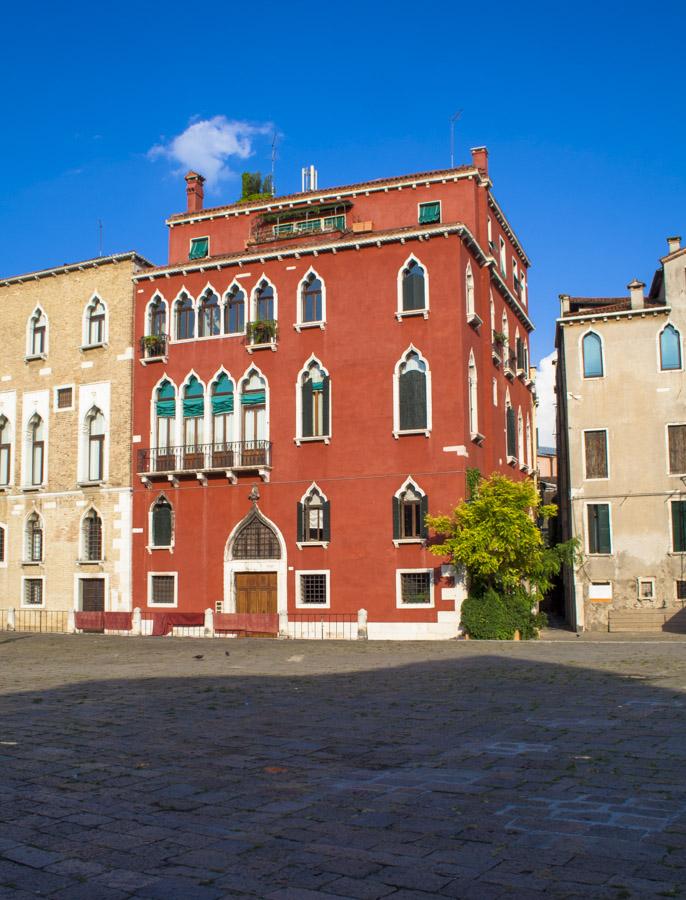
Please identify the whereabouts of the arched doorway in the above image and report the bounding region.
[223,507,287,618]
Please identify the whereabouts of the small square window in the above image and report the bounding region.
[150,574,176,605]
[189,237,209,260]
[24,578,43,606]
[300,573,328,605]
[400,571,432,605]
[418,202,440,225]
[57,387,73,409]
[637,578,655,601]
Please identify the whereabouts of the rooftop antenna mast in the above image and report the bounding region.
[450,110,463,169]
[271,132,277,197]
[98,219,103,257]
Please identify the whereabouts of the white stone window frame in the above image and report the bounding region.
[396,254,430,321]
[295,266,327,331]
[237,364,270,449]
[584,500,614,557]
[189,235,210,259]
[73,573,110,612]
[579,328,606,381]
[582,428,610,481]
[195,282,224,342]
[21,574,45,609]
[465,262,481,328]
[78,504,105,564]
[77,383,110,487]
[468,350,483,444]
[171,286,197,344]
[147,571,179,608]
[665,422,686,477]
[150,373,181,452]
[53,384,75,413]
[417,199,442,226]
[81,292,109,350]
[393,344,432,439]
[148,493,175,554]
[0,391,16,489]
[25,305,49,361]
[250,273,279,326]
[223,279,248,338]
[499,236,507,276]
[179,370,208,450]
[393,476,426,547]
[636,577,656,602]
[21,391,49,491]
[297,482,330,549]
[657,321,684,374]
[0,522,7,567]
[395,567,435,609]
[517,407,525,470]
[145,291,169,337]
[295,569,331,609]
[208,366,237,450]
[294,355,331,445]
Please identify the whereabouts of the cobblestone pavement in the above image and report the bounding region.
[2,635,686,899]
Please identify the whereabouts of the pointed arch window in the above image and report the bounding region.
[175,292,195,340]
[505,399,516,460]
[517,408,524,464]
[151,496,173,548]
[465,264,475,319]
[26,512,43,562]
[232,509,280,559]
[0,415,11,486]
[401,259,426,313]
[28,414,44,486]
[660,324,682,371]
[148,296,167,336]
[86,407,105,482]
[198,288,221,338]
[468,353,479,438]
[254,280,275,321]
[82,509,103,561]
[182,377,204,461]
[397,350,429,433]
[393,481,428,541]
[224,285,245,334]
[211,373,234,466]
[0,524,5,564]
[297,486,330,544]
[155,380,176,469]
[301,273,323,323]
[582,332,603,378]
[300,361,330,439]
[240,371,268,465]
[85,297,106,346]
[28,308,47,357]
[526,416,532,470]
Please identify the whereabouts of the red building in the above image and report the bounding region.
[131,147,535,639]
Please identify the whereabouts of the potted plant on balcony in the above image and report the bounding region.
[493,331,507,346]
[143,334,165,357]
[247,319,278,345]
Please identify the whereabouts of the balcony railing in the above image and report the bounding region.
[249,215,347,246]
[140,334,168,359]
[137,441,272,476]
[504,351,517,378]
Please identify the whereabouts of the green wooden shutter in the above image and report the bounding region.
[598,505,611,553]
[672,502,686,552]
[420,494,429,539]
[302,379,314,437]
[153,504,172,547]
[506,408,516,456]
[323,501,331,542]
[399,371,427,430]
[296,502,304,543]
[322,376,330,435]
[392,496,401,540]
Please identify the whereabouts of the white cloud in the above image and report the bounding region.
[148,116,272,188]
[536,350,557,449]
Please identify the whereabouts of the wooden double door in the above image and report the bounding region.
[235,573,277,613]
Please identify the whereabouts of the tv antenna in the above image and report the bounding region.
[98,219,103,257]
[271,132,277,197]
[450,110,463,168]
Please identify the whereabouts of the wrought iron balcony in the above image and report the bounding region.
[504,350,517,379]
[137,441,272,476]
[140,334,168,360]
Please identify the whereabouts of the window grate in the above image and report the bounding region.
[24,578,43,606]
[233,513,280,559]
[57,387,72,409]
[677,580,686,601]
[300,573,327,605]
[400,572,431,605]
[151,575,175,605]
[83,512,102,560]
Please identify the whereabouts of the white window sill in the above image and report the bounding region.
[393,429,430,439]
[147,602,178,609]
[467,313,483,329]
[25,354,47,362]
[395,309,429,321]
[587,553,614,558]
[294,602,331,610]
[296,541,330,550]
[20,604,45,610]
[147,545,174,553]
[21,560,42,567]
[470,431,485,445]
[506,455,517,467]
[520,463,530,473]
[505,369,515,381]
[77,559,104,566]
[139,356,168,366]
[78,480,105,488]
[397,602,435,610]
[393,538,424,547]
[80,343,107,351]
[295,436,330,446]
[246,342,277,353]
[294,322,325,332]
[21,485,43,492]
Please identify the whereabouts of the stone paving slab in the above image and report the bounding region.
[1,633,686,897]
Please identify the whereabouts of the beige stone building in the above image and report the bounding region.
[556,235,686,631]
[0,253,150,620]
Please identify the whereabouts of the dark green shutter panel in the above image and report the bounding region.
[412,273,425,310]
[399,371,427,430]
[322,376,330,435]
[420,494,429,539]
[673,503,686,552]
[153,504,172,547]
[323,500,331,542]
[302,379,314,437]
[506,408,516,456]
[598,505,611,554]
[296,502,304,543]
[392,496,401,540]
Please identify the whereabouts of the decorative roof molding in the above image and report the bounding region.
[0,252,153,287]
[557,306,671,325]
[487,193,531,267]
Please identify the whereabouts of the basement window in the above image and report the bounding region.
[189,237,209,260]
[418,202,441,225]
[637,578,655,601]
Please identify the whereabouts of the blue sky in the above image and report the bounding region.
[1,0,684,368]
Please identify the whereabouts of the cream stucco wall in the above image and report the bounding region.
[0,254,149,612]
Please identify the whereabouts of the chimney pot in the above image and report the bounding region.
[185,171,205,213]
[667,235,682,255]
[628,279,645,310]
[470,146,489,177]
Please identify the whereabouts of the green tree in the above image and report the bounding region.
[239,172,273,203]
[426,473,577,638]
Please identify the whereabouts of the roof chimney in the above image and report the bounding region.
[185,171,205,213]
[470,146,489,177]
[559,293,571,315]
[628,279,645,310]
[667,235,682,255]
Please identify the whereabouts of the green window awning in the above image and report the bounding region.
[212,374,234,414]
[418,202,440,225]
[156,381,176,418]
[189,237,209,260]
[241,390,266,407]
[183,376,204,418]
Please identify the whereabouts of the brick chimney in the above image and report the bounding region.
[185,171,205,213]
[559,293,571,315]
[628,279,645,310]
[470,146,489,177]
[667,236,682,255]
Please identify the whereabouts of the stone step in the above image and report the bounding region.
[609,608,686,633]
